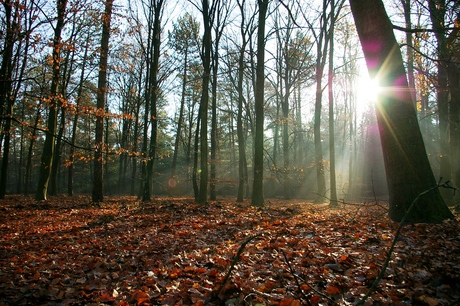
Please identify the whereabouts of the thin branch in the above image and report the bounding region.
[213,234,261,300]
[393,24,457,33]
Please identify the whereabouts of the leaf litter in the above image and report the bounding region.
[0,196,459,305]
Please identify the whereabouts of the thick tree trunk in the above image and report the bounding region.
[92,0,113,203]
[349,0,454,222]
[251,0,269,207]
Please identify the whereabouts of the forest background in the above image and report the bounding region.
[0,0,459,207]
[1,1,460,305]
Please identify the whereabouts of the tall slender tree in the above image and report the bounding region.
[327,0,345,206]
[36,0,68,201]
[169,13,199,189]
[210,0,230,200]
[235,0,255,202]
[92,0,114,203]
[196,0,214,204]
[141,0,164,201]
[252,0,269,207]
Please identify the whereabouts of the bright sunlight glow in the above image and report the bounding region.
[356,74,381,112]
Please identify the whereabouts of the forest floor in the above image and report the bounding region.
[0,196,459,306]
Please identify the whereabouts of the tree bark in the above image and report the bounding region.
[236,2,249,202]
[349,0,454,222]
[142,0,163,201]
[428,0,452,202]
[328,0,338,206]
[313,0,329,202]
[36,0,68,201]
[198,0,213,204]
[92,0,113,203]
[251,0,269,207]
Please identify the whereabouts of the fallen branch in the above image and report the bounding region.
[213,234,262,299]
[281,249,318,305]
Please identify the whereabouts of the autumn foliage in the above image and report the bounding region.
[0,196,459,305]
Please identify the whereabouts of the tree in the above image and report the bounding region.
[36,0,68,201]
[274,4,315,200]
[168,13,200,190]
[349,0,454,222]
[427,0,460,200]
[196,0,214,204]
[251,0,269,207]
[235,0,255,202]
[327,0,345,206]
[92,0,114,203]
[428,0,452,202]
[0,0,35,198]
[141,0,165,201]
[210,0,230,200]
[301,0,330,202]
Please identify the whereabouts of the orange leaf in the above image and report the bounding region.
[326,285,341,295]
[100,293,114,302]
[279,298,294,306]
[310,295,320,303]
[132,289,149,305]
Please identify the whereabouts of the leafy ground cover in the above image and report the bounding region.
[0,196,459,305]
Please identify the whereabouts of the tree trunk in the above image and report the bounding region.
[0,99,14,198]
[328,1,338,206]
[349,0,454,222]
[236,35,248,202]
[313,0,329,203]
[131,91,141,196]
[49,107,65,195]
[210,2,229,200]
[428,0,452,202]
[198,0,212,204]
[142,0,163,201]
[193,109,201,202]
[210,45,219,201]
[281,26,292,200]
[0,0,21,198]
[170,52,188,187]
[251,0,269,207]
[36,0,68,201]
[92,0,113,203]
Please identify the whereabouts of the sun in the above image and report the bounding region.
[356,73,381,113]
